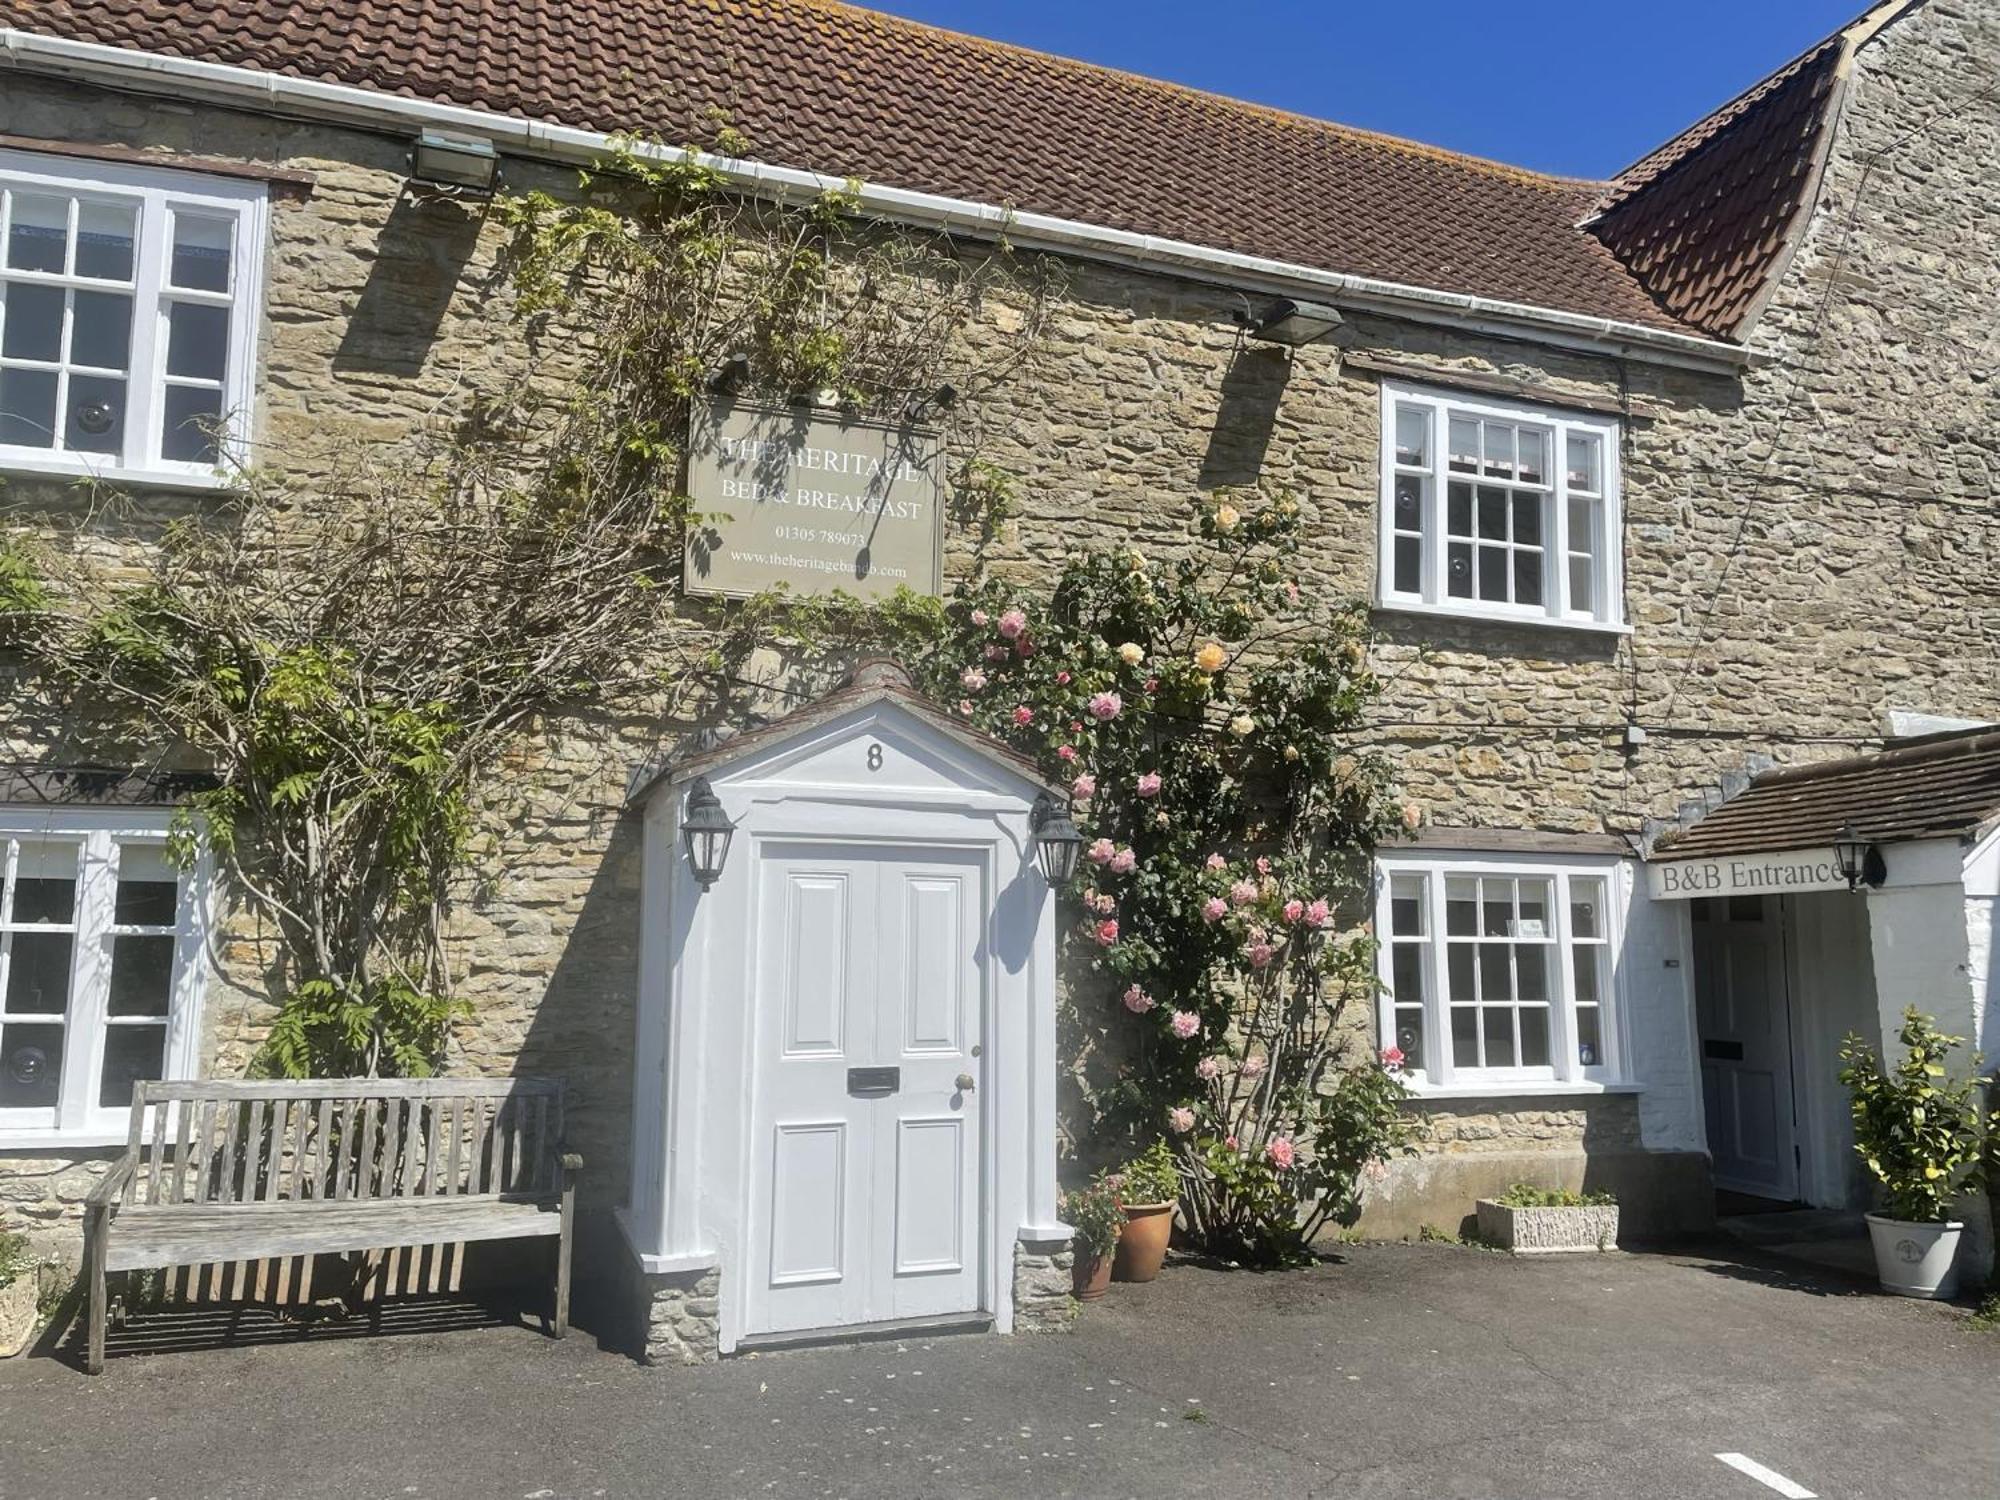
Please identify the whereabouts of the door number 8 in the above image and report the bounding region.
[866,743,884,771]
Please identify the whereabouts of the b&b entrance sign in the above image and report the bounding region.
[1646,848,1848,900]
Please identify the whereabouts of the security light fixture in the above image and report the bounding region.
[711,353,751,395]
[1246,297,1344,347]
[411,130,501,193]
[1831,822,1886,891]
[1030,793,1084,887]
[904,382,959,423]
[681,777,737,891]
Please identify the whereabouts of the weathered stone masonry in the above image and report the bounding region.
[1,0,1995,1265]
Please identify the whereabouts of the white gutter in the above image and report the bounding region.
[0,28,1750,374]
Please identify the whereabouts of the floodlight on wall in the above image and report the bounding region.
[1245,297,1344,347]
[681,777,737,891]
[711,353,752,395]
[411,130,501,193]
[1831,822,1886,891]
[1030,794,1084,887]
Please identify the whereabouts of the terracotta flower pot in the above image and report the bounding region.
[1072,1249,1114,1301]
[1112,1202,1174,1282]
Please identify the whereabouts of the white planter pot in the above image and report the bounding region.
[1475,1200,1620,1254]
[1864,1213,1963,1299]
[0,1274,36,1359]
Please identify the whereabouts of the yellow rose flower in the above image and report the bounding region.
[1194,641,1227,673]
[1228,714,1256,738]
[1214,504,1240,533]
[1117,642,1145,666]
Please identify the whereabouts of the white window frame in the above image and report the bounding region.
[1375,380,1626,632]
[0,808,214,1148]
[0,149,267,489]
[1374,849,1635,1098]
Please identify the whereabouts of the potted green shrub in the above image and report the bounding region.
[1475,1183,1620,1254]
[1062,1178,1124,1301]
[1110,1140,1181,1283]
[1839,1009,1999,1300]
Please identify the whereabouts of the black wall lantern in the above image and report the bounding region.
[682,777,737,891]
[1030,794,1084,886]
[1832,821,1887,891]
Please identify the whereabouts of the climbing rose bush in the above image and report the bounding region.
[911,494,1422,1262]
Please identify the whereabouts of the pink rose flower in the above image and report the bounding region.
[1086,837,1116,866]
[1144,677,1160,694]
[1201,896,1228,924]
[957,699,974,716]
[1122,984,1156,1014]
[1240,1055,1266,1080]
[1248,942,1275,969]
[1136,772,1162,799]
[1229,879,1258,906]
[1255,856,1272,876]
[1057,744,1078,763]
[1012,705,1034,726]
[1266,1136,1296,1171]
[997,608,1028,640]
[1401,802,1423,831]
[1108,847,1137,875]
[1094,918,1119,946]
[959,667,987,691]
[1055,670,1072,686]
[1015,636,1035,657]
[1169,1010,1200,1040]
[1071,773,1096,799]
[1225,1134,1239,1152]
[1303,898,1330,929]
[1195,1055,1222,1081]
[1168,1106,1195,1134]
[1070,720,1084,734]
[1381,1046,1406,1071]
[969,608,989,627]
[1205,853,1227,871]
[1093,893,1117,915]
[1282,899,1304,924]
[1087,692,1122,721]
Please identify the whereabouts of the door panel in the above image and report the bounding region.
[746,845,984,1337]
[1693,896,1797,1200]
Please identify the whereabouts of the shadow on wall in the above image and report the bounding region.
[1197,345,1292,490]
[332,189,487,378]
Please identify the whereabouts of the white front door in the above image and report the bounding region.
[1694,895,1799,1201]
[743,842,986,1337]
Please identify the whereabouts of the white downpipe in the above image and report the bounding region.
[0,28,1749,374]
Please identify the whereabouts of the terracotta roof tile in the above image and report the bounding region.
[1653,728,2000,860]
[1585,30,1849,337]
[3,0,1705,335]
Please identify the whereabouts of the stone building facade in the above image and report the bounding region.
[0,0,1993,1351]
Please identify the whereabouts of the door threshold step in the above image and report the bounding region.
[736,1313,994,1354]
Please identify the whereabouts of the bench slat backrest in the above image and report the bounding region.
[125,1079,566,1207]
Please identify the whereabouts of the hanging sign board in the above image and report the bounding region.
[1646,847,1848,901]
[683,400,944,600]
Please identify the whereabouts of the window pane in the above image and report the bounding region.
[99,1024,166,1109]
[6,194,69,273]
[1481,887,1512,937]
[0,1021,63,1106]
[69,289,132,371]
[1512,493,1541,545]
[161,384,223,463]
[1566,432,1601,493]
[1572,946,1600,1004]
[1482,1007,1515,1068]
[108,934,175,1017]
[64,374,125,454]
[1576,1006,1602,1068]
[1450,1004,1477,1064]
[1476,487,1507,540]
[1571,879,1604,939]
[1513,551,1543,607]
[166,301,230,382]
[1391,943,1425,1004]
[1519,1006,1550,1067]
[75,201,137,281]
[1447,416,1477,472]
[1392,472,1422,531]
[1394,1006,1425,1071]
[1446,543,1472,598]
[1392,536,1420,594]
[1517,946,1549,1001]
[170,214,233,292]
[1567,497,1596,554]
[6,932,73,1015]
[1518,880,1550,932]
[1477,546,1507,601]
[2,282,63,362]
[115,850,180,925]
[1568,556,1594,614]
[0,367,57,447]
[1517,428,1546,485]
[1478,943,1511,999]
[1445,879,1476,935]
[1394,405,1428,467]
[1446,481,1472,536]
[12,845,77,923]
[1390,877,1426,936]
[1446,945,1474,1002]
[1481,422,1515,477]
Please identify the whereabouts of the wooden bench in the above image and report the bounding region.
[82,1077,581,1373]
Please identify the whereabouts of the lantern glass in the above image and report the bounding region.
[1832,822,1868,890]
[681,777,737,890]
[1030,795,1084,886]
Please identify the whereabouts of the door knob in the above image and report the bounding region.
[955,1073,976,1091]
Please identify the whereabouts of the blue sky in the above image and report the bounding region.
[865,1,1864,178]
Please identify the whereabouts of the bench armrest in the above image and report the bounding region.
[85,1150,139,1212]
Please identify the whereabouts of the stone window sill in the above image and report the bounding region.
[0,451,237,494]
[1399,1080,1646,1102]
[1373,598,1634,637]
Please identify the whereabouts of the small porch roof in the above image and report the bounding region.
[1652,726,2000,860]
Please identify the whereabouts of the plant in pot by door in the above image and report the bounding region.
[1838,1009,1999,1300]
[1110,1141,1182,1282]
[1063,1178,1124,1302]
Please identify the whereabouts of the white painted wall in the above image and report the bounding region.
[1620,870,1705,1153]
[1783,892,1877,1209]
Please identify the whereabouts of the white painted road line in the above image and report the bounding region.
[1714,1452,1818,1498]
